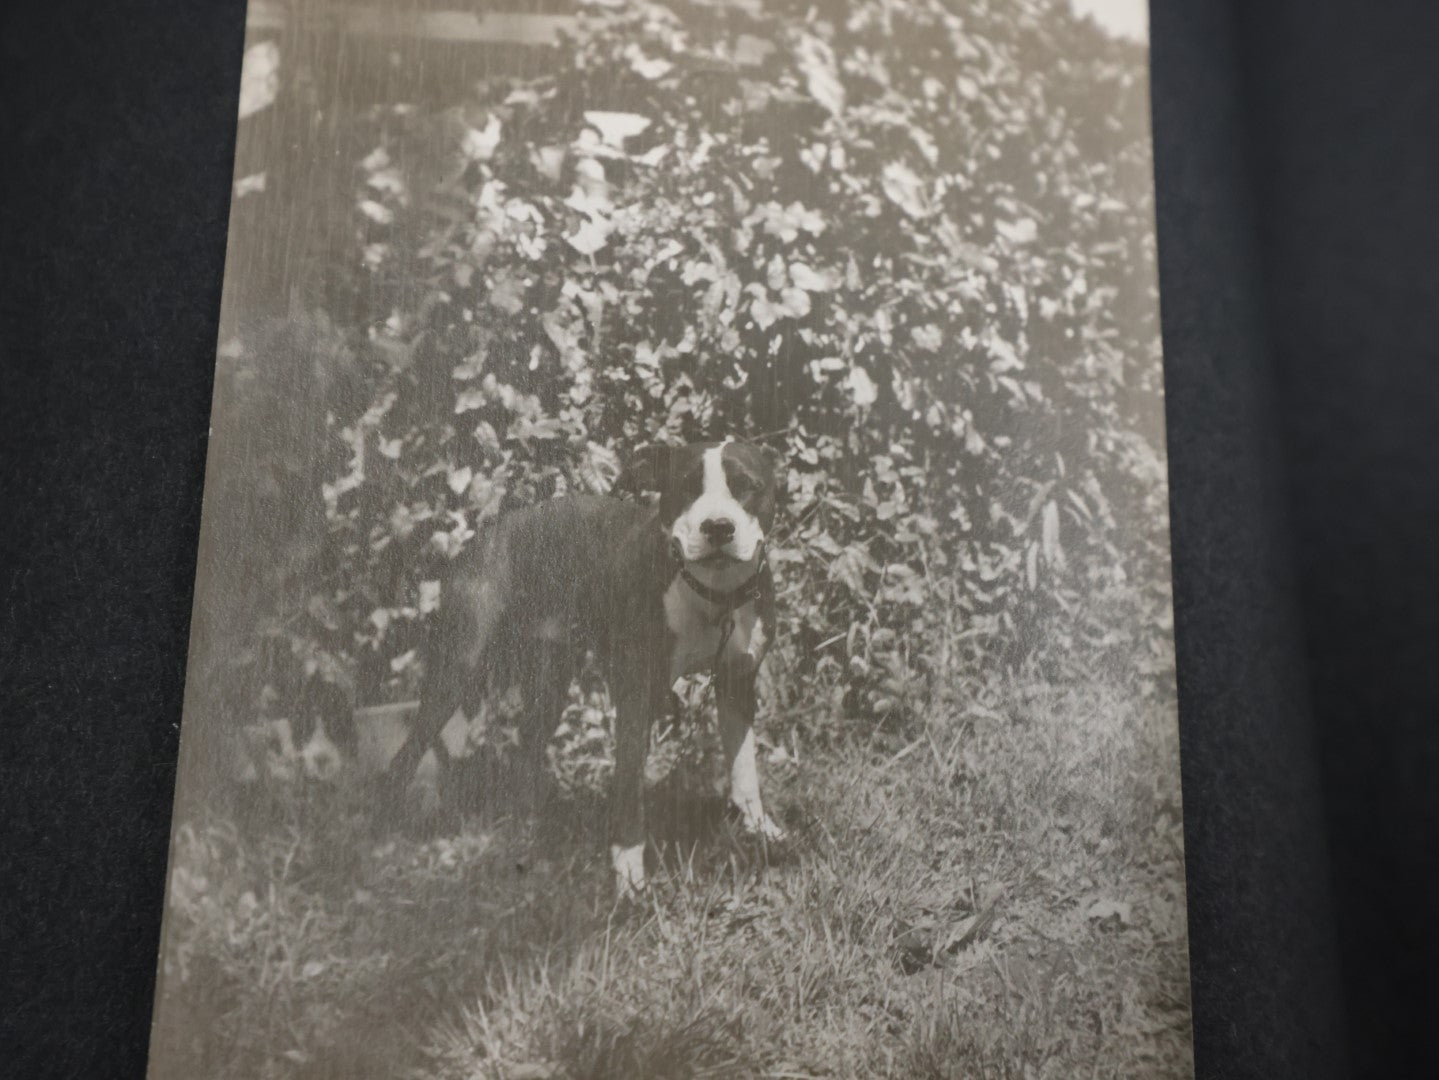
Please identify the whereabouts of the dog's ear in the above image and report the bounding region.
[741,440,782,478]
[617,443,673,494]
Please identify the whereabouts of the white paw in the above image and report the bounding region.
[738,806,787,843]
[610,843,647,897]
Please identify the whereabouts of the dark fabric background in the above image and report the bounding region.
[2,1,1436,1076]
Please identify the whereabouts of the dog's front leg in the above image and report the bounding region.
[608,652,665,896]
[716,655,785,842]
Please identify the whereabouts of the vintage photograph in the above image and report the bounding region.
[148,1,1192,1076]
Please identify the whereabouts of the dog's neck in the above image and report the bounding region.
[676,552,765,613]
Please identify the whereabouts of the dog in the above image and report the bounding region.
[378,438,786,894]
[232,679,355,786]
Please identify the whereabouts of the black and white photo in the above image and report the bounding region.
[148,1,1193,1075]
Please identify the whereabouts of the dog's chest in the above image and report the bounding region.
[663,578,763,682]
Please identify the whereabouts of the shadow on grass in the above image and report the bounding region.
[152,675,1192,1080]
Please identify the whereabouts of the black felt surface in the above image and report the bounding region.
[1231,5,1439,1074]
[3,1,1438,1076]
[1152,4,1348,1074]
[0,4,245,1077]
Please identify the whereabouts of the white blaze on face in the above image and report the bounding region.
[300,718,343,782]
[670,442,765,566]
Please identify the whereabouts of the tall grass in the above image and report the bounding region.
[150,670,1191,1079]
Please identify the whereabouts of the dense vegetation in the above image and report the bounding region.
[153,4,1191,1077]
[201,0,1169,764]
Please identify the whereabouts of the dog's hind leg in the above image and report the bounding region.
[520,638,574,811]
[377,578,503,814]
[375,683,464,816]
[607,640,669,895]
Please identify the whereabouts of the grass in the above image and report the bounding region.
[150,671,1192,1079]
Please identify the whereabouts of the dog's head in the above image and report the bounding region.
[621,439,782,569]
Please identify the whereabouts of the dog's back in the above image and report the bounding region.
[381,494,666,804]
[443,494,668,646]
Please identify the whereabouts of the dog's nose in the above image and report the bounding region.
[701,517,735,544]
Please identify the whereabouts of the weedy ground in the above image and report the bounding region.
[153,672,1192,1080]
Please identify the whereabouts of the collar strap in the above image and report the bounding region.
[678,560,766,613]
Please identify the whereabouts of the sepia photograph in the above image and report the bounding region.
[147,1,1193,1076]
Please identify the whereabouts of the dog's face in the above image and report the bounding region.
[622,440,781,567]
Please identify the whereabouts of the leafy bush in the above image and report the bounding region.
[213,0,1169,742]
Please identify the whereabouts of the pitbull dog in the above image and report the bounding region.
[379,439,786,894]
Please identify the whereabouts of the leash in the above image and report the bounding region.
[674,552,767,677]
[714,612,737,675]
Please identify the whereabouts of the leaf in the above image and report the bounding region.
[564,175,611,217]
[881,162,932,219]
[988,336,1023,372]
[779,287,811,319]
[964,423,985,455]
[455,389,486,414]
[461,114,503,161]
[237,41,279,120]
[747,292,778,331]
[530,145,566,181]
[233,172,267,198]
[681,259,718,286]
[358,200,394,226]
[844,366,879,407]
[765,254,788,291]
[512,416,564,441]
[446,466,473,495]
[473,421,500,451]
[746,284,810,328]
[366,165,405,198]
[747,201,826,242]
[789,261,841,292]
[795,34,845,116]
[733,34,775,68]
[583,110,652,147]
[578,442,621,493]
[634,341,667,369]
[996,217,1038,245]
[938,220,1000,274]
[830,543,875,595]
[910,324,943,352]
[489,273,526,314]
[1041,499,1066,570]
[625,45,673,81]
[566,216,612,256]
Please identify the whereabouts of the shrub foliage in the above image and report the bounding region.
[209,0,1170,741]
